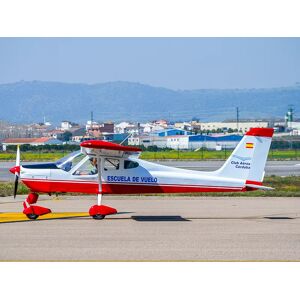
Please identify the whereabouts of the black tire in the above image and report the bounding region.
[92,214,105,220]
[26,214,39,220]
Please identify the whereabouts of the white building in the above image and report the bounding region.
[288,123,300,136]
[174,122,192,131]
[288,122,300,130]
[128,135,167,148]
[140,123,154,133]
[115,122,137,134]
[198,121,269,133]
[166,136,189,149]
[140,123,166,133]
[86,120,99,131]
[61,121,73,131]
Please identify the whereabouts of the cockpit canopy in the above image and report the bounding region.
[55,150,140,173]
[55,150,85,172]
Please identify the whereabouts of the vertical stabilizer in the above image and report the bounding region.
[216,128,274,183]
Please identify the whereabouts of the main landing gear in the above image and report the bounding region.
[89,205,117,220]
[23,193,52,220]
[22,193,117,220]
[88,194,117,220]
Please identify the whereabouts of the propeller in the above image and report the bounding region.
[13,145,20,199]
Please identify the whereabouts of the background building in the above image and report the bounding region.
[1,137,63,151]
[197,121,269,133]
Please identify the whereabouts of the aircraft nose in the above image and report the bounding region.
[9,166,20,174]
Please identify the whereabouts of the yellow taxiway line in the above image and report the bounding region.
[0,212,89,223]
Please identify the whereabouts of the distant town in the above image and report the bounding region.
[0,108,299,151]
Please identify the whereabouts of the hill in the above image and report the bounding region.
[0,81,299,124]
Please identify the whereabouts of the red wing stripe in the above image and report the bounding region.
[80,140,141,152]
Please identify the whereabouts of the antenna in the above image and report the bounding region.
[288,105,294,122]
[91,111,94,123]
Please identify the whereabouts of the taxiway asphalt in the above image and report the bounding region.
[0,195,299,261]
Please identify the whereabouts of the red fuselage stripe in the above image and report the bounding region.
[22,179,244,194]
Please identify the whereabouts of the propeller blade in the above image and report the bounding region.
[13,173,19,199]
[13,145,20,198]
[16,145,20,166]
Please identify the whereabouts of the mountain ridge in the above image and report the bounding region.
[0,81,299,124]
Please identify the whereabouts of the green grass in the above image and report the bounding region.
[0,182,29,197]
[1,176,300,197]
[140,150,231,160]
[268,149,300,160]
[0,152,67,161]
[140,149,300,160]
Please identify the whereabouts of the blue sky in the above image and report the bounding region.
[0,38,300,89]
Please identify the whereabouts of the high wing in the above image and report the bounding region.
[80,140,142,158]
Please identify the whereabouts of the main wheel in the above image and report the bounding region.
[92,214,105,220]
[26,214,39,220]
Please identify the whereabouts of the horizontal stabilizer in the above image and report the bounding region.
[245,184,274,191]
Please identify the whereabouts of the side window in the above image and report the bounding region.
[124,160,139,169]
[73,158,98,175]
[104,158,120,171]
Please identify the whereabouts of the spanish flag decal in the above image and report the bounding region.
[246,142,254,149]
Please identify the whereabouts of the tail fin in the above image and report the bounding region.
[216,128,274,183]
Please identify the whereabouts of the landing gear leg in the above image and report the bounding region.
[88,156,117,220]
[97,193,102,206]
[23,193,52,220]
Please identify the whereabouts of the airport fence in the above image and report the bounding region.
[1,139,300,161]
[142,140,300,160]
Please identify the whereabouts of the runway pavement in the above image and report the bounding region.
[0,195,300,261]
[1,160,300,181]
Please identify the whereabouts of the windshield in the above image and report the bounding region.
[56,150,85,172]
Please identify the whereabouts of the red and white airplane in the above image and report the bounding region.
[9,127,274,220]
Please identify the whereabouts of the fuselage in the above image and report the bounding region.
[19,152,247,195]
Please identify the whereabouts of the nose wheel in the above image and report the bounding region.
[26,213,39,220]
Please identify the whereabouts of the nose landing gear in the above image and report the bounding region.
[23,193,51,220]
